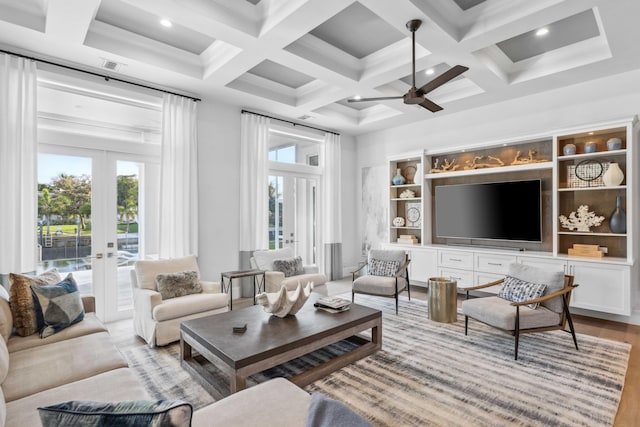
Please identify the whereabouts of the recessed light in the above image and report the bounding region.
[425,69,435,75]
[160,19,172,28]
[535,27,549,37]
[353,95,362,101]
[588,132,594,135]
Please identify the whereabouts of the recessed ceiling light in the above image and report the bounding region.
[425,69,435,75]
[588,132,594,135]
[535,27,549,37]
[353,95,362,100]
[160,19,172,28]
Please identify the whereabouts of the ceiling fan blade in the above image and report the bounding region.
[419,98,443,112]
[347,96,404,103]
[417,65,469,96]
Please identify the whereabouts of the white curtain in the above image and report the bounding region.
[0,54,38,276]
[239,113,270,252]
[322,132,342,279]
[158,94,199,258]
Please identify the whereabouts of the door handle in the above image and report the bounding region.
[87,253,103,259]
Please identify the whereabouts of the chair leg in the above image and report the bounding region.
[395,293,399,315]
[514,306,520,360]
[464,316,468,335]
[351,291,354,303]
[407,282,411,300]
[563,295,579,351]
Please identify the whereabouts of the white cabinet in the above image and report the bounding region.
[517,256,567,273]
[439,250,474,270]
[439,267,474,288]
[407,247,437,284]
[475,253,516,275]
[568,261,631,315]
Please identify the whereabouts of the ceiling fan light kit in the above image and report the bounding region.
[348,19,468,112]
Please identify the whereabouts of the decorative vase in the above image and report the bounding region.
[584,141,597,153]
[607,138,622,151]
[563,144,576,156]
[392,168,406,185]
[609,196,626,234]
[602,162,624,186]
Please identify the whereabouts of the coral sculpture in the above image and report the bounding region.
[399,189,415,199]
[256,281,313,317]
[559,205,604,232]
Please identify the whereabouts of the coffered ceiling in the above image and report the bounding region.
[0,0,639,135]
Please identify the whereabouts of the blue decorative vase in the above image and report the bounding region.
[392,168,406,185]
[584,141,597,153]
[563,144,576,156]
[609,196,626,234]
[607,138,622,151]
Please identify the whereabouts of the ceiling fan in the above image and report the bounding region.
[348,19,468,112]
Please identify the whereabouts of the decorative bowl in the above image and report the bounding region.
[255,282,313,318]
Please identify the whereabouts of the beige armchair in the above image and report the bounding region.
[461,263,578,360]
[250,247,327,293]
[131,255,228,347]
[351,249,411,315]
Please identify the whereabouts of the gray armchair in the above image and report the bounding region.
[461,263,578,360]
[351,249,411,315]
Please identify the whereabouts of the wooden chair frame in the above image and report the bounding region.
[351,256,411,315]
[463,275,578,360]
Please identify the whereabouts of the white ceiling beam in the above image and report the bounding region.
[45,0,100,43]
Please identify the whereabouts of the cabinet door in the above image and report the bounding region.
[474,272,504,294]
[438,250,474,269]
[475,253,517,274]
[517,256,567,273]
[439,267,473,288]
[570,261,631,315]
[408,248,437,284]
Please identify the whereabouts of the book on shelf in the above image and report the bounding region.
[397,235,418,244]
[568,243,605,258]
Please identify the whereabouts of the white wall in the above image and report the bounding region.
[196,99,359,281]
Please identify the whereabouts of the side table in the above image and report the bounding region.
[221,269,266,310]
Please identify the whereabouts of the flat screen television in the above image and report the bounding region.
[435,179,542,242]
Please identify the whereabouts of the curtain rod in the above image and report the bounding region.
[1,49,201,102]
[242,109,339,135]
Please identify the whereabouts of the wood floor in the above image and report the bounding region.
[107,280,639,426]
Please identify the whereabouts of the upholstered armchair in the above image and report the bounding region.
[131,255,228,347]
[351,249,411,315]
[461,263,578,360]
[250,247,327,293]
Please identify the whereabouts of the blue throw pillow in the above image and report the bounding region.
[38,400,193,427]
[30,273,84,338]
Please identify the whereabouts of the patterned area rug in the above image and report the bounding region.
[124,295,630,426]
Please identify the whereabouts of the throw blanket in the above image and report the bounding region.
[306,393,372,427]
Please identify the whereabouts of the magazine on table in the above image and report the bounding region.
[314,296,352,310]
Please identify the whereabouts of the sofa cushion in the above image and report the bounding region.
[134,255,200,291]
[5,368,150,427]
[3,331,128,402]
[461,296,560,331]
[507,263,565,313]
[497,275,547,310]
[252,247,294,271]
[152,292,228,322]
[272,257,304,277]
[353,275,407,296]
[0,336,8,384]
[9,269,61,337]
[31,274,85,338]
[0,295,12,343]
[192,378,310,427]
[156,270,202,300]
[38,400,192,427]
[7,312,106,353]
[272,273,328,293]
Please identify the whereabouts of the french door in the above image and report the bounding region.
[37,144,158,322]
[268,172,320,267]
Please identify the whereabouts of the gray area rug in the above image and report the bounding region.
[124,295,630,426]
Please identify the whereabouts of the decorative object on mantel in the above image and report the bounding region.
[392,217,406,227]
[609,196,627,234]
[510,150,547,165]
[403,165,417,184]
[568,244,605,258]
[399,189,415,199]
[392,168,406,185]
[584,141,598,153]
[563,144,577,156]
[414,163,422,182]
[606,138,623,151]
[463,155,504,170]
[405,202,421,227]
[255,281,313,318]
[431,158,459,173]
[559,205,604,232]
[602,162,624,187]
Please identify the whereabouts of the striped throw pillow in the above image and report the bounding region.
[498,275,547,309]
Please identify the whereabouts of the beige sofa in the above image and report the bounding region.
[0,292,314,427]
[131,255,229,347]
[251,248,328,293]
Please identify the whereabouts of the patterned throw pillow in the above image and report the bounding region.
[155,270,202,300]
[368,259,400,277]
[272,256,304,277]
[30,273,85,338]
[9,269,62,337]
[38,400,193,427]
[498,275,547,309]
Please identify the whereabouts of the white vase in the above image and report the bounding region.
[603,163,624,187]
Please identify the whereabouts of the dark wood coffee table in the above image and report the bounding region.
[180,294,382,397]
